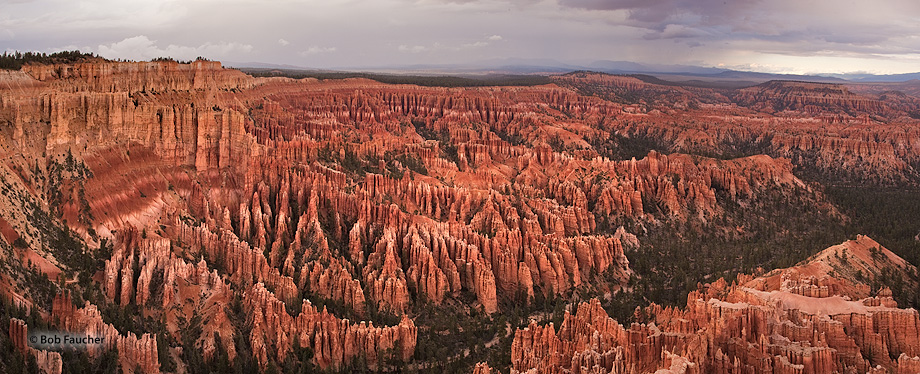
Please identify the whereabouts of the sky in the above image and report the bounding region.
[2,0,920,75]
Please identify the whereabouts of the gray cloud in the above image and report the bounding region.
[1,0,919,74]
[558,0,920,70]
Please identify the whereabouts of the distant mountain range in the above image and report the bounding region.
[223,58,920,84]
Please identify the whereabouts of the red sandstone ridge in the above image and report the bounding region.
[510,236,920,374]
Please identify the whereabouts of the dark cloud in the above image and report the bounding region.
[557,0,654,11]
[820,32,890,46]
[560,0,760,25]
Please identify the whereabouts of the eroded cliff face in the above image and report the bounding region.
[1,60,255,178]
[510,236,920,374]
[1,61,918,372]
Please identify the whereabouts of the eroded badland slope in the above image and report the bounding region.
[0,62,918,373]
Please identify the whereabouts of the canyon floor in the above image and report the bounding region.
[0,58,919,373]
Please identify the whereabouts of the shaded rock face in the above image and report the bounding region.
[510,236,920,374]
